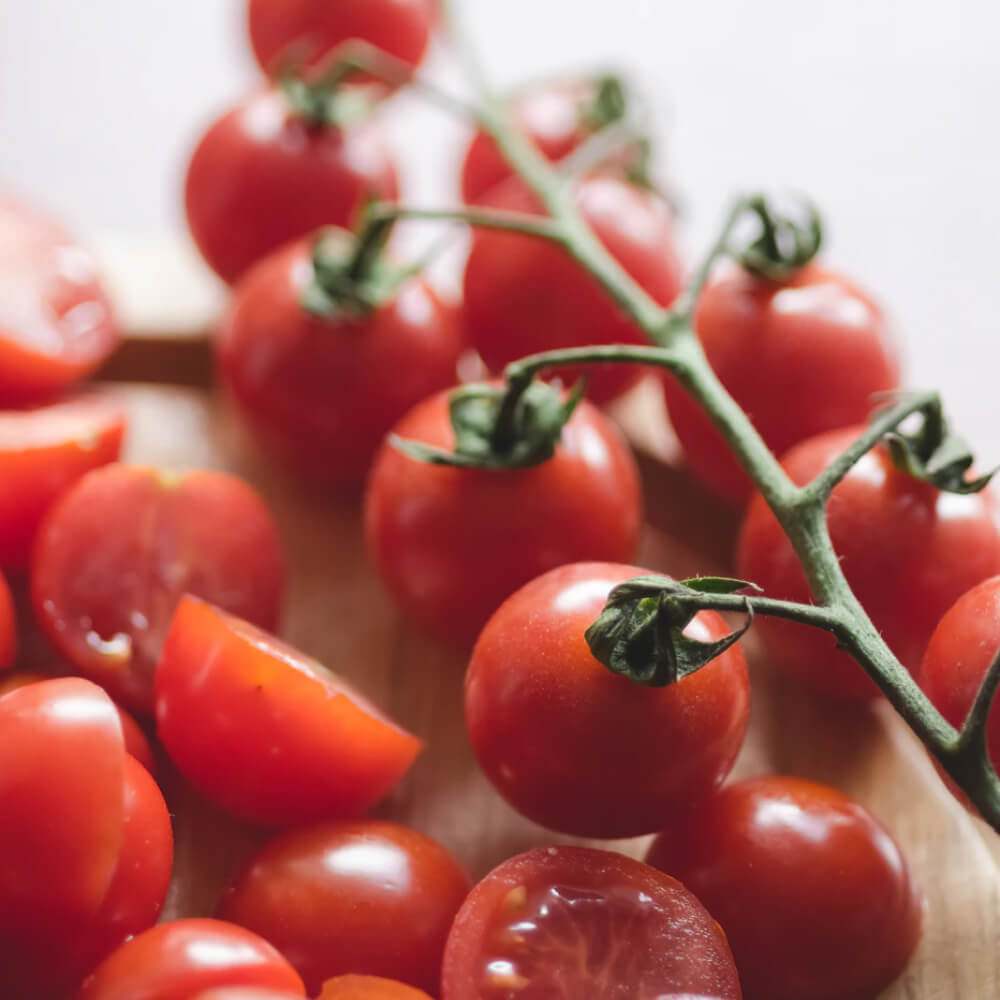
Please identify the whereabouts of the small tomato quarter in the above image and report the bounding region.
[465,562,750,838]
[646,776,923,1000]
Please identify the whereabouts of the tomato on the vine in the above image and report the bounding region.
[442,846,742,1000]
[465,562,750,838]
[217,820,469,994]
[0,194,119,403]
[646,776,923,1000]
[156,597,421,827]
[185,89,398,284]
[737,427,1000,698]
[216,233,463,490]
[662,263,901,504]
[32,463,285,713]
[463,174,682,403]
[0,569,13,671]
[364,389,642,646]
[318,977,434,1000]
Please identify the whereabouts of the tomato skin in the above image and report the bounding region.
[442,846,742,1000]
[737,427,1000,699]
[646,776,923,1000]
[217,821,469,994]
[75,919,306,1000]
[0,393,125,569]
[185,90,399,284]
[317,977,434,1000]
[0,195,119,403]
[662,264,901,505]
[0,569,13,670]
[216,237,463,490]
[32,464,285,713]
[465,562,750,838]
[248,0,435,76]
[156,597,421,827]
[364,390,642,646]
[463,175,682,403]
[192,991,305,1000]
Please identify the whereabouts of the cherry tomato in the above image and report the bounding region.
[192,991,306,1000]
[156,597,421,827]
[646,776,923,1000]
[463,174,682,403]
[76,919,306,1000]
[737,427,1000,699]
[216,235,463,490]
[364,390,642,646]
[318,977,434,1000]
[0,393,125,569]
[185,90,399,285]
[0,568,13,670]
[0,194,119,403]
[248,0,435,76]
[32,464,285,713]
[217,820,469,994]
[662,263,901,505]
[465,562,750,838]
[442,846,741,1000]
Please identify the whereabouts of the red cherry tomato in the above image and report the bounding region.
[185,90,399,285]
[248,0,435,76]
[318,977,434,1000]
[217,820,469,994]
[465,562,750,838]
[364,390,642,646]
[646,776,923,1000]
[32,464,285,713]
[737,427,1000,699]
[0,569,13,671]
[76,919,306,1000]
[662,263,901,504]
[442,846,742,1000]
[0,194,119,403]
[463,175,682,403]
[155,597,421,827]
[0,393,125,569]
[216,236,463,490]
[193,991,305,1000]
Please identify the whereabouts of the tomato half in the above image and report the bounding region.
[737,427,1000,698]
[155,597,421,827]
[646,776,923,1000]
[662,263,900,504]
[76,919,306,1000]
[216,236,463,490]
[442,846,741,1000]
[32,464,285,713]
[318,977,434,1000]
[248,0,435,76]
[364,390,642,646]
[0,194,119,403]
[463,175,682,403]
[0,568,13,670]
[185,90,399,284]
[217,820,469,994]
[465,562,750,838]
[0,393,125,569]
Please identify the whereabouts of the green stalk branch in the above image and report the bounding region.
[362,203,565,242]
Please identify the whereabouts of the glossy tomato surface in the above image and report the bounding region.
[248,0,435,76]
[192,991,307,1000]
[318,977,434,1000]
[218,820,469,994]
[76,919,306,1000]
[364,390,642,646]
[465,562,750,838]
[0,569,13,670]
[217,237,463,490]
[463,175,682,403]
[646,776,923,1000]
[32,464,285,713]
[185,90,399,284]
[737,427,1000,698]
[0,194,119,403]
[443,846,742,1000]
[156,597,421,827]
[0,393,125,569]
[662,263,900,504]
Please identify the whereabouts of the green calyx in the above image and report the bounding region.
[582,74,629,130]
[734,193,823,281]
[391,378,585,470]
[585,576,757,687]
[278,65,379,131]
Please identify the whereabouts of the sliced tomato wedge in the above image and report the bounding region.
[155,597,422,827]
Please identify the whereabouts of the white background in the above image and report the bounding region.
[2,0,999,437]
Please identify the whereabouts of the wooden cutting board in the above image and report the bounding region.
[90,239,1000,998]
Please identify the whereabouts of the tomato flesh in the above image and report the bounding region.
[0,569,13,670]
[318,976,434,999]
